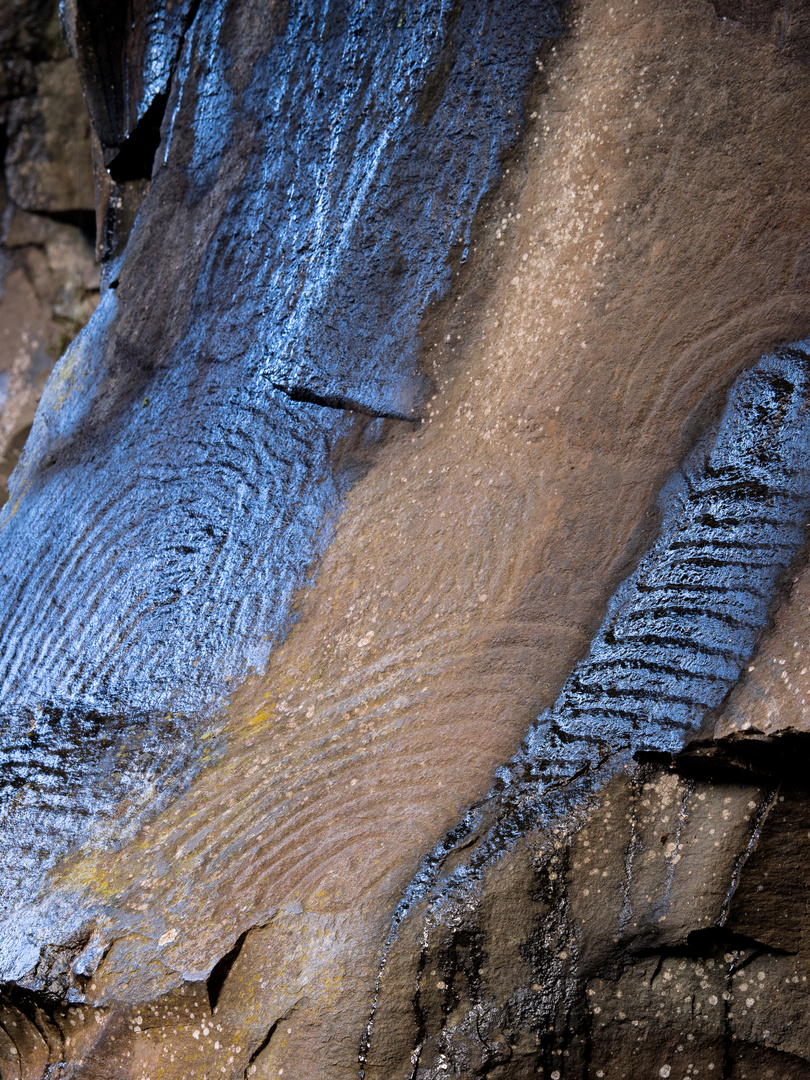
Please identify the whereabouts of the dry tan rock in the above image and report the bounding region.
[714,565,810,738]
[4,56,94,214]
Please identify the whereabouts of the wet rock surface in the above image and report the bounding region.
[4,0,810,1077]
[1,0,568,1022]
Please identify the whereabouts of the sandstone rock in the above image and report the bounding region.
[3,0,810,1077]
[361,336,810,1075]
[0,0,99,502]
[0,2,568,996]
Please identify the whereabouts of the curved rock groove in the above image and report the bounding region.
[361,342,810,1073]
[0,0,567,716]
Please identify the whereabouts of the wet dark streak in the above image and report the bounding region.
[360,344,810,1074]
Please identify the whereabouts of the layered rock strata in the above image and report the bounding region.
[2,0,810,1078]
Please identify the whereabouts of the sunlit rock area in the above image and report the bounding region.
[2,0,810,1077]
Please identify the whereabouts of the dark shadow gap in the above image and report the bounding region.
[271,380,420,422]
[206,929,249,1012]
[107,91,168,183]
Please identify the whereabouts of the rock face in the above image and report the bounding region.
[3,0,810,1078]
[0,0,99,503]
[362,345,810,1078]
[365,764,810,1079]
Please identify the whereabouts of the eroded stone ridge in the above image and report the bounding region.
[527,341,810,765]
[0,0,566,991]
[0,0,566,719]
[365,344,810,1073]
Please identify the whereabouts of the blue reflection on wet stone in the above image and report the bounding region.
[523,344,810,773]
[174,0,566,417]
[0,0,564,721]
[0,0,564,980]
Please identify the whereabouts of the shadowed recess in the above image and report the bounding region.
[61,0,199,153]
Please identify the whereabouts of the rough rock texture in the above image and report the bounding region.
[0,0,99,503]
[364,764,810,1079]
[0,0,568,986]
[3,0,810,1078]
[361,345,810,1077]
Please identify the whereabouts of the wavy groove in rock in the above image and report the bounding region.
[363,343,810,1073]
[0,0,567,991]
